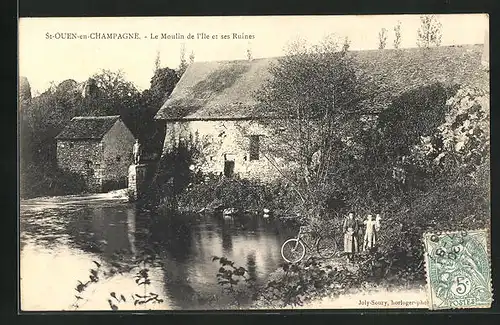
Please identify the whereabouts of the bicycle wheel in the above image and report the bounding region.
[317,236,338,259]
[281,239,306,263]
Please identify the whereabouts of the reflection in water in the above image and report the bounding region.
[221,218,234,255]
[127,209,137,257]
[20,196,297,310]
[247,252,257,282]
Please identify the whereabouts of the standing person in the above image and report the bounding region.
[375,214,382,232]
[343,212,359,262]
[363,214,377,252]
[133,139,142,164]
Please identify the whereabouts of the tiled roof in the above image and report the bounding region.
[55,115,121,140]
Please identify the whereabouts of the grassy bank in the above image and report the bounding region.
[173,174,300,218]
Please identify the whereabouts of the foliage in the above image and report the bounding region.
[416,15,442,48]
[20,164,87,199]
[71,256,163,311]
[257,35,378,216]
[377,82,459,160]
[177,44,189,78]
[259,257,360,307]
[411,86,490,177]
[71,260,103,310]
[378,28,388,49]
[174,171,303,216]
[19,76,32,105]
[139,67,179,154]
[393,21,402,49]
[212,256,256,307]
[20,62,179,199]
[353,86,491,284]
[109,260,164,310]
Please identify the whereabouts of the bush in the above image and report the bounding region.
[177,174,280,212]
[20,164,87,199]
[257,257,361,308]
[356,164,489,285]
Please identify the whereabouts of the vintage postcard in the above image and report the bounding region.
[18,14,490,311]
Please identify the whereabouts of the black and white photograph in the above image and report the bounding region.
[18,14,491,311]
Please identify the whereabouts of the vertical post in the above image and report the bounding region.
[128,164,148,202]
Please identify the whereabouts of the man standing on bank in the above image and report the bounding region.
[133,139,142,164]
[343,212,359,262]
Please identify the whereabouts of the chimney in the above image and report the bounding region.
[481,30,489,70]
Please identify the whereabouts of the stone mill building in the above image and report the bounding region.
[55,115,135,192]
[154,44,488,183]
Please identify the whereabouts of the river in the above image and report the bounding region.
[20,191,297,311]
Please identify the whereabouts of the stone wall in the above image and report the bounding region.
[162,120,298,183]
[56,140,104,192]
[128,164,148,201]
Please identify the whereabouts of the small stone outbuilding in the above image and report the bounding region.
[56,115,135,192]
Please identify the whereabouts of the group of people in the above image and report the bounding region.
[342,212,382,262]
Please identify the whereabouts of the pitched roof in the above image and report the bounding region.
[155,44,488,121]
[55,115,121,140]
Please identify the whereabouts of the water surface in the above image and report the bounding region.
[20,192,296,310]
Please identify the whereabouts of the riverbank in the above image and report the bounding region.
[20,189,129,204]
[248,255,428,310]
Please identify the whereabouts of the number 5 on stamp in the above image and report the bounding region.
[423,229,492,309]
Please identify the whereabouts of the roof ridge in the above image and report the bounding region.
[187,44,484,65]
[72,115,120,120]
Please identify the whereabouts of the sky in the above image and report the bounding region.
[19,14,488,94]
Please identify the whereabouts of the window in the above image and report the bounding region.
[116,156,121,162]
[224,160,235,177]
[249,135,260,161]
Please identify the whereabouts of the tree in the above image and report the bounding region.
[412,86,489,178]
[19,72,146,198]
[83,69,142,135]
[154,50,161,72]
[246,47,253,60]
[416,15,442,48]
[378,28,388,49]
[189,50,195,64]
[19,76,32,105]
[342,36,351,52]
[145,67,179,112]
[177,43,189,78]
[136,65,180,159]
[393,21,402,49]
[257,35,378,215]
[377,83,458,160]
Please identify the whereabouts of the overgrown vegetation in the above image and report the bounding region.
[212,256,257,308]
[19,64,179,199]
[153,36,490,307]
[71,256,163,311]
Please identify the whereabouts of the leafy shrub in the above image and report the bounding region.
[212,256,256,307]
[176,174,299,214]
[20,165,87,199]
[257,257,360,308]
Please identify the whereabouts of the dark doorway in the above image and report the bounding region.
[224,160,235,177]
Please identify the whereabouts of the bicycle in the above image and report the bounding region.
[280,225,340,263]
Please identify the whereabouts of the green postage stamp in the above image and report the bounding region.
[423,229,492,309]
